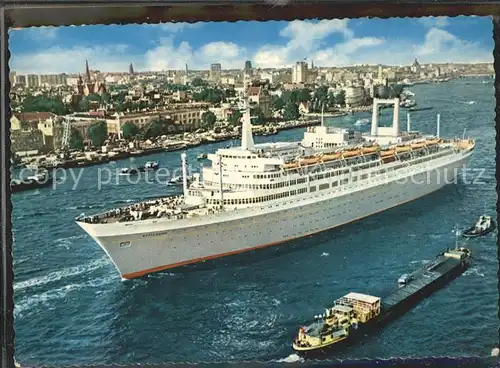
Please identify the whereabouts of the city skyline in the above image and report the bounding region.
[10,16,493,74]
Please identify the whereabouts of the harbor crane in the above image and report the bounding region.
[59,117,72,159]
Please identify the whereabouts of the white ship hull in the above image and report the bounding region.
[78,149,473,280]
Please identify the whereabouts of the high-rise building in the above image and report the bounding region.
[26,74,40,88]
[37,74,67,86]
[244,60,253,76]
[14,74,27,87]
[129,63,135,74]
[210,63,222,83]
[292,61,308,84]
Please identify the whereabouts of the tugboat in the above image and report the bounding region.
[462,215,495,238]
[292,243,471,356]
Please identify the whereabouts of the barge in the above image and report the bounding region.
[292,245,471,356]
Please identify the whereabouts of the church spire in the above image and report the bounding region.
[85,59,91,81]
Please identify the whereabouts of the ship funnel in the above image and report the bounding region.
[241,110,255,150]
[371,99,379,136]
[181,152,188,197]
[392,98,400,137]
[241,86,255,150]
[436,114,441,138]
[407,113,411,133]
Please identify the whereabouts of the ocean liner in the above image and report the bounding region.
[76,91,475,280]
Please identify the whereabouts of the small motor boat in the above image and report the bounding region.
[120,167,141,175]
[197,153,208,160]
[168,176,183,185]
[144,161,159,170]
[168,175,194,186]
[462,215,496,238]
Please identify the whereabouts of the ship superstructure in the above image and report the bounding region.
[76,93,475,280]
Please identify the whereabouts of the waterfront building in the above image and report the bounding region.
[10,112,63,154]
[247,86,272,118]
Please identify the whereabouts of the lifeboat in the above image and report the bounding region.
[425,138,441,146]
[342,150,361,158]
[362,146,380,154]
[395,145,411,153]
[283,162,299,169]
[411,142,426,149]
[322,153,342,162]
[299,157,321,166]
[380,150,395,157]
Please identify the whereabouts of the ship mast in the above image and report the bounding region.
[321,103,325,127]
[219,155,224,209]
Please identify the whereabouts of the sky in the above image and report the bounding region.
[8,16,494,74]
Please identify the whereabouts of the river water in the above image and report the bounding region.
[12,77,497,365]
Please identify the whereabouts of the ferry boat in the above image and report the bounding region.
[292,245,471,355]
[75,93,475,280]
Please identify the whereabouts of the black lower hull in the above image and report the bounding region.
[11,178,54,193]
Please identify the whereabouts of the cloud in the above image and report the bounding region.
[312,37,385,66]
[9,20,493,74]
[252,19,368,68]
[158,22,202,33]
[10,44,133,74]
[412,27,491,63]
[11,26,58,41]
[143,38,247,70]
[417,16,450,29]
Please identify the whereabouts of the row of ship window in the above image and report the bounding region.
[198,148,454,204]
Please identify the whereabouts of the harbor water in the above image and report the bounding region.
[12,78,497,365]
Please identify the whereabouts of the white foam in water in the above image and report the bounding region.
[277,354,304,363]
[321,252,329,257]
[14,257,110,291]
[463,267,485,278]
[15,275,116,316]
